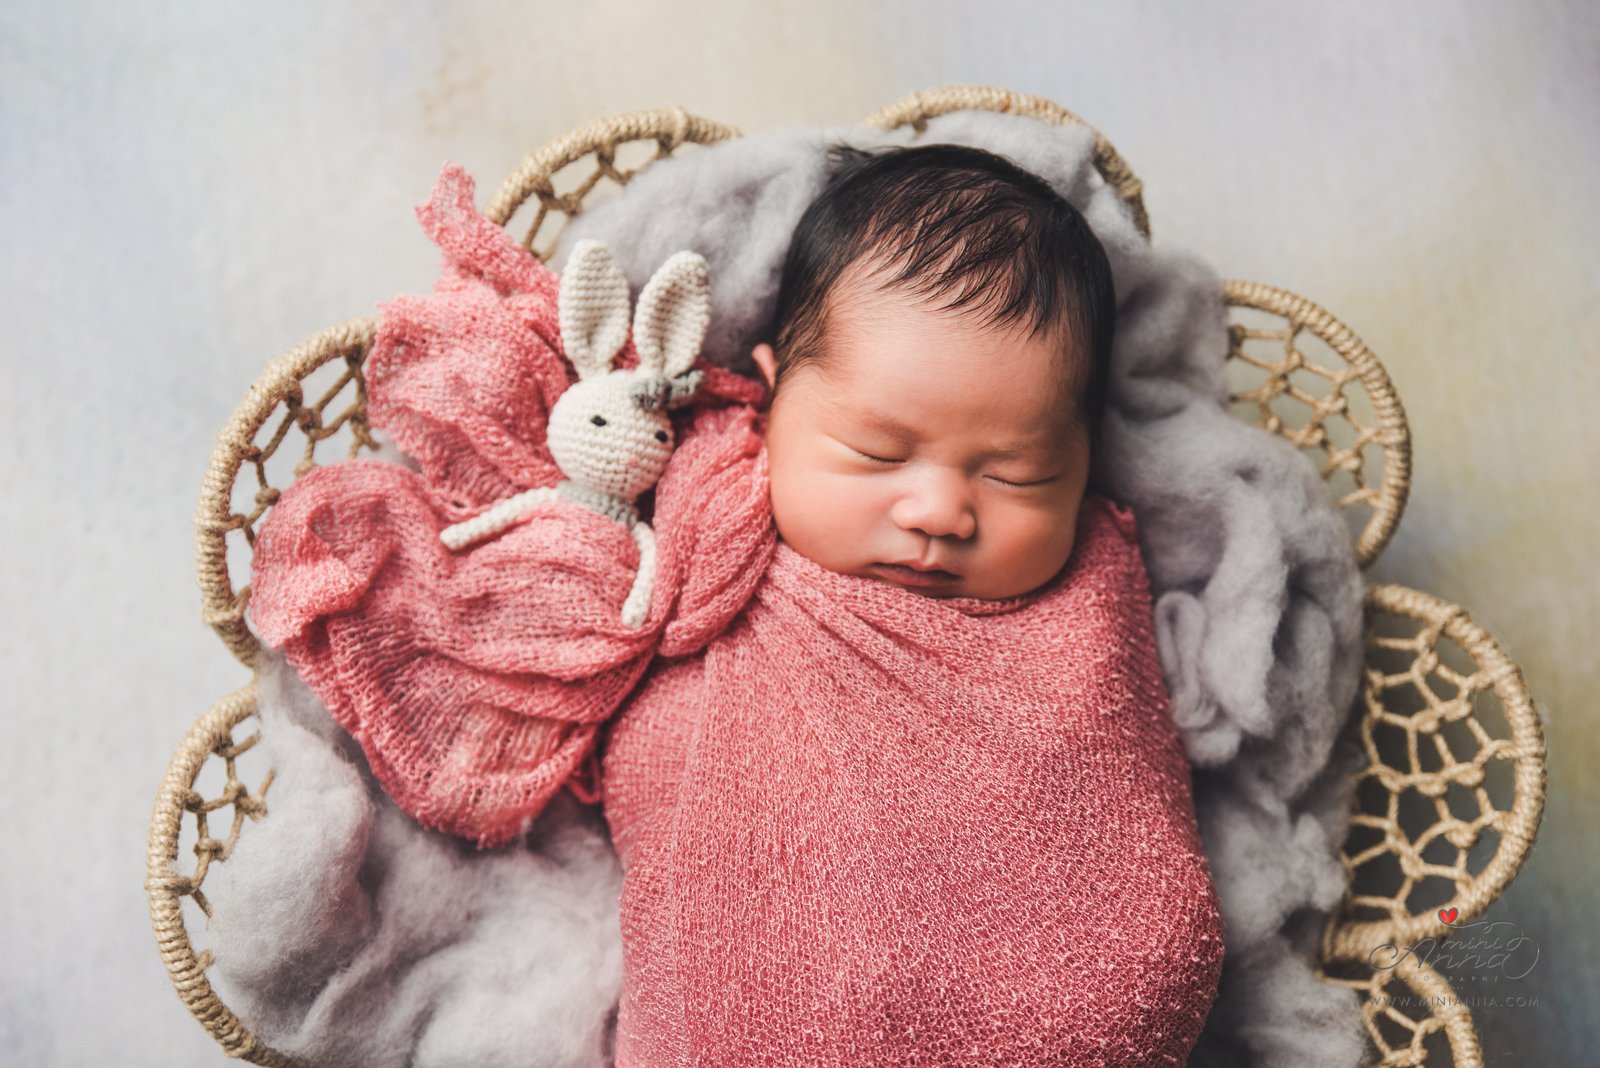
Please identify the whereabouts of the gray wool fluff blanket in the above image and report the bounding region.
[204,111,1371,1067]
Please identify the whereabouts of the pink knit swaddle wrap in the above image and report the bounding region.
[249,163,773,845]
[248,162,1223,1062]
[602,495,1223,1066]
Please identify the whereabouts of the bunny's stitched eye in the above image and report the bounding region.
[654,430,669,443]
[591,415,607,427]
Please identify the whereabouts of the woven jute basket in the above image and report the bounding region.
[148,85,1546,1067]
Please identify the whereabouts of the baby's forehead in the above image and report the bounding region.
[819,280,1086,408]
[813,345,1081,455]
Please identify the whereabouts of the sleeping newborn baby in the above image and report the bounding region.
[599,145,1225,1065]
[750,143,1106,601]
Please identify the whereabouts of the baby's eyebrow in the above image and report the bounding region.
[972,418,1065,456]
[979,433,1072,466]
[985,441,1053,459]
[852,409,920,441]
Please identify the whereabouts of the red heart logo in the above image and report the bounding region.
[1439,907,1459,924]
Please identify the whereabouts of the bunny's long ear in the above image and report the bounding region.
[559,240,632,379]
[633,251,711,378]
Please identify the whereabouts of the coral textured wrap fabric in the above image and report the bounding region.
[602,494,1223,1066]
[248,400,771,847]
[249,163,773,846]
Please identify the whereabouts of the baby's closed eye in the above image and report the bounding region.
[987,472,1059,488]
[825,434,903,465]
[849,445,903,465]
[840,441,1058,488]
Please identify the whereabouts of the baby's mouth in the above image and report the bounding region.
[868,562,961,589]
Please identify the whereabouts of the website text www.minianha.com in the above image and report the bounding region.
[1368,994,1539,1009]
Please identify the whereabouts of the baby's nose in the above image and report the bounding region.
[890,471,976,541]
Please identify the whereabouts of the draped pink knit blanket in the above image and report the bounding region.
[250,164,772,846]
[249,163,1222,1065]
[603,497,1224,1065]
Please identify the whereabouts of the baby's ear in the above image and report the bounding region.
[559,240,631,379]
[633,251,711,379]
[751,343,778,390]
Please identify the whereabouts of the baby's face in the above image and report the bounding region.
[753,283,1091,601]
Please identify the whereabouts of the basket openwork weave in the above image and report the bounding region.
[148,85,1546,1067]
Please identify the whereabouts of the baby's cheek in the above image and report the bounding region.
[769,464,879,565]
[988,495,1082,581]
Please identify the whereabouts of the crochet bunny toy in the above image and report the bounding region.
[438,239,709,629]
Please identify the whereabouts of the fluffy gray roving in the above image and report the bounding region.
[204,648,625,1067]
[203,111,1370,1066]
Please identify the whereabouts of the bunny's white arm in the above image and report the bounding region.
[620,521,657,630]
[438,486,559,550]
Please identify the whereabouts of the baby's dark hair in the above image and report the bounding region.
[770,142,1116,442]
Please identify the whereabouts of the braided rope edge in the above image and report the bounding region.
[195,318,376,668]
[145,681,292,1066]
[1325,583,1547,961]
[1223,279,1412,565]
